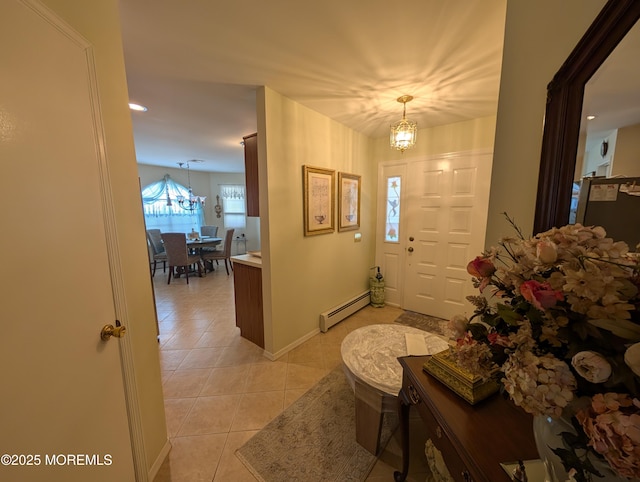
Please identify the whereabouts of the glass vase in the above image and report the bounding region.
[532,414,572,482]
[532,411,631,482]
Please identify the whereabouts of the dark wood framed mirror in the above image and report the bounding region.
[533,0,640,233]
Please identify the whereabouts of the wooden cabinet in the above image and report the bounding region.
[395,356,539,482]
[232,258,264,348]
[243,132,259,217]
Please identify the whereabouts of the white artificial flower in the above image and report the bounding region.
[447,314,468,339]
[624,343,640,377]
[571,351,612,383]
[536,238,558,264]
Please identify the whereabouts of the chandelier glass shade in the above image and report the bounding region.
[390,95,417,153]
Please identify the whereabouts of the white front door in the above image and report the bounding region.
[402,151,492,320]
[0,2,135,481]
[375,162,408,307]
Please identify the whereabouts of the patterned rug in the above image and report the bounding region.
[394,310,448,336]
[236,367,396,482]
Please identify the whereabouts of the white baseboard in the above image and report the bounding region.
[149,439,171,481]
[262,328,320,361]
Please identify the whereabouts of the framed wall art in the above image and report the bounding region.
[303,165,335,236]
[338,172,361,232]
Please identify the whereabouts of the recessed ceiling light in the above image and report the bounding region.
[129,103,148,112]
[586,115,596,120]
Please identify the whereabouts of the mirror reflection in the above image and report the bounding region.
[570,20,640,250]
[577,22,640,180]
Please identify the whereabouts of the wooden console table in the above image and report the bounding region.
[394,356,539,482]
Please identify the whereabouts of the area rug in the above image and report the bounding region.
[236,367,396,482]
[394,310,447,336]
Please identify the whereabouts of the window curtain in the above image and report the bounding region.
[141,174,204,233]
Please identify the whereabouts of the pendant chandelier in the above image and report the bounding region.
[390,95,417,153]
[171,160,206,211]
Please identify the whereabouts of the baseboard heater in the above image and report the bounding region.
[319,290,370,332]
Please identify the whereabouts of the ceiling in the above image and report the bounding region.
[118,0,508,173]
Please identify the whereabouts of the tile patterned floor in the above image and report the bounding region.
[152,266,430,482]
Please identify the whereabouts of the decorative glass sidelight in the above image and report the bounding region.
[385,176,401,242]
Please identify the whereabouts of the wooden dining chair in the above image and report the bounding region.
[201,228,235,275]
[161,232,204,284]
[146,229,168,276]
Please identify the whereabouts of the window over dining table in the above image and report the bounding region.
[141,174,204,233]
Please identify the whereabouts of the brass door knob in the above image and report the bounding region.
[101,323,127,341]
[407,247,414,252]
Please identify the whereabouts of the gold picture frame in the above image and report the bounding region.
[338,172,361,232]
[303,165,335,236]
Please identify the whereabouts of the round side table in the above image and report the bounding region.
[340,324,448,454]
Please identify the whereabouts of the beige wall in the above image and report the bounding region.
[612,123,640,177]
[486,0,607,244]
[137,164,260,252]
[258,87,375,355]
[41,0,167,475]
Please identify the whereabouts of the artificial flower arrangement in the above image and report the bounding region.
[448,214,640,480]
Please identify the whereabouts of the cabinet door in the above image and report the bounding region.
[243,132,259,216]
[233,262,264,347]
[414,397,470,482]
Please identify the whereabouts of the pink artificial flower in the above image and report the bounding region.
[456,332,475,347]
[591,393,634,413]
[520,280,564,311]
[576,393,640,478]
[467,256,496,278]
[487,332,511,346]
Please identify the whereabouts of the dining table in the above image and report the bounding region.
[186,236,222,251]
[187,236,222,272]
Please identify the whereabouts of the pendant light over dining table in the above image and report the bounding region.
[390,95,417,153]
[173,160,206,211]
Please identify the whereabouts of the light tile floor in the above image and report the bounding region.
[152,266,430,482]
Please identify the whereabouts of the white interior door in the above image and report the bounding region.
[402,151,492,320]
[0,2,135,481]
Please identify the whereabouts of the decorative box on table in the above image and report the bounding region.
[423,349,499,405]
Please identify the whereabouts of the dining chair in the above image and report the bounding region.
[146,229,168,276]
[161,232,204,284]
[199,225,219,254]
[201,228,235,275]
[200,225,218,238]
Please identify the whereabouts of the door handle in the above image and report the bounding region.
[101,321,127,341]
[409,236,414,242]
[407,247,414,252]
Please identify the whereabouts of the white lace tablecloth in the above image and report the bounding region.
[341,324,449,396]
